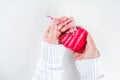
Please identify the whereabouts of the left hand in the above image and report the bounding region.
[43,16,75,44]
[73,34,100,60]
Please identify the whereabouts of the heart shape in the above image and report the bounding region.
[60,26,88,53]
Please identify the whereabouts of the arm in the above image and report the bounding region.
[75,57,105,80]
[33,16,74,80]
[33,41,65,80]
[73,34,105,80]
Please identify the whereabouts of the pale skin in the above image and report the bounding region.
[43,16,100,60]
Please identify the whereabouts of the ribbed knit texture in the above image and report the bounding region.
[33,41,66,80]
[33,41,105,80]
[75,57,105,80]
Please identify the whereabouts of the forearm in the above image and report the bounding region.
[75,57,105,80]
[33,41,65,80]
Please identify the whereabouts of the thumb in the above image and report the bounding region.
[86,34,97,49]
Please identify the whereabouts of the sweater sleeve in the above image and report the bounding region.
[33,41,66,80]
[75,57,105,80]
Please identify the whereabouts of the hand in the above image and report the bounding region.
[73,34,100,60]
[43,16,75,44]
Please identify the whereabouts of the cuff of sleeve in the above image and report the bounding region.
[39,41,66,68]
[75,57,105,79]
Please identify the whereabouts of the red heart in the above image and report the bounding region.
[60,26,88,53]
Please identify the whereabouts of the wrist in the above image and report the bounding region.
[75,50,100,60]
[86,50,100,59]
[43,38,60,44]
[75,56,105,79]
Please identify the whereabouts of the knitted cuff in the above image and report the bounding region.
[75,57,105,80]
[39,41,66,68]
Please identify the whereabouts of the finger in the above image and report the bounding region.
[47,21,55,37]
[76,55,82,60]
[48,20,60,38]
[66,31,70,33]
[62,17,73,25]
[43,25,51,37]
[75,25,83,29]
[44,25,50,33]
[44,25,51,32]
[68,28,74,33]
[47,16,67,22]
[49,20,58,31]
[47,15,55,20]
[76,54,87,60]
[57,16,67,19]
[73,52,81,58]
[87,34,96,48]
[44,31,48,38]
[60,21,75,32]
[57,16,68,24]
[57,17,73,30]
[57,16,67,22]
[57,18,69,27]
[53,20,58,30]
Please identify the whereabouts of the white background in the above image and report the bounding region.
[0,0,120,80]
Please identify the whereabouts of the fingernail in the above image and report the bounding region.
[57,26,61,30]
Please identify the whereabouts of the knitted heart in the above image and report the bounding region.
[60,27,88,53]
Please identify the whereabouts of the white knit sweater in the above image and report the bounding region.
[33,41,105,80]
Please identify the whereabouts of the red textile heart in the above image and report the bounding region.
[60,27,88,53]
